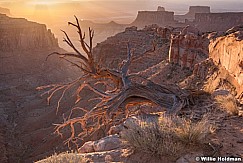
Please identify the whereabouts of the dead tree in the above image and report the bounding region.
[38,16,191,147]
[46,16,123,92]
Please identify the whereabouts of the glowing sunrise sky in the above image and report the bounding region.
[1,0,242,51]
[1,0,243,12]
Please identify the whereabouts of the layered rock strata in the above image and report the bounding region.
[175,6,210,22]
[0,15,78,162]
[209,27,243,98]
[131,10,176,28]
[168,26,209,69]
[194,12,243,32]
[0,14,58,52]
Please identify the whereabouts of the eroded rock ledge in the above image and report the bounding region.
[209,27,243,98]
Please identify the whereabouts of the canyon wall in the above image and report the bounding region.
[194,13,243,32]
[93,25,168,70]
[0,14,58,52]
[130,7,243,33]
[175,6,210,22]
[73,6,243,46]
[209,29,243,97]
[186,6,210,18]
[0,14,79,162]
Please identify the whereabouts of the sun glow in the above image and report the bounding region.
[29,0,59,5]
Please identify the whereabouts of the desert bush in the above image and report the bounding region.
[122,115,213,159]
[35,152,89,163]
[214,95,239,115]
[172,115,212,144]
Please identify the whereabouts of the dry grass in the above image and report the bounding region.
[122,115,213,160]
[215,95,239,115]
[172,116,212,144]
[35,152,89,163]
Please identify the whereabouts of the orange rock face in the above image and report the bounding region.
[168,26,209,69]
[209,30,243,97]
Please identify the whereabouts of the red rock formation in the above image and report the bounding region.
[209,29,243,98]
[168,26,209,69]
[157,27,171,39]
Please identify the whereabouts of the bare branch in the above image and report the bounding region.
[61,30,89,61]
[61,57,90,74]
[46,52,89,64]
[120,43,132,87]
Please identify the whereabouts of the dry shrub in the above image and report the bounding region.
[172,116,212,144]
[215,95,239,115]
[122,115,213,160]
[35,152,89,163]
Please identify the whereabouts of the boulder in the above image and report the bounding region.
[93,135,122,152]
[78,141,95,153]
[79,135,123,153]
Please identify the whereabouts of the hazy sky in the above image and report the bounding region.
[1,0,243,11]
[1,0,242,51]
[1,0,243,24]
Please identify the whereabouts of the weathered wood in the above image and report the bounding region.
[42,16,191,147]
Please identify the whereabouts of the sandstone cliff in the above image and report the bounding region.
[209,28,243,98]
[185,6,210,20]
[0,14,58,52]
[175,6,210,22]
[0,15,79,162]
[194,13,243,32]
[131,10,176,28]
[61,6,243,50]
[168,26,209,69]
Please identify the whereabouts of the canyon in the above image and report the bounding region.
[38,23,243,163]
[0,5,243,163]
[0,14,79,162]
[0,14,58,52]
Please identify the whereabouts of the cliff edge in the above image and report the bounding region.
[209,27,243,98]
[0,14,58,52]
[0,15,78,162]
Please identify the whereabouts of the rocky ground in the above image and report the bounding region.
[37,27,243,162]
